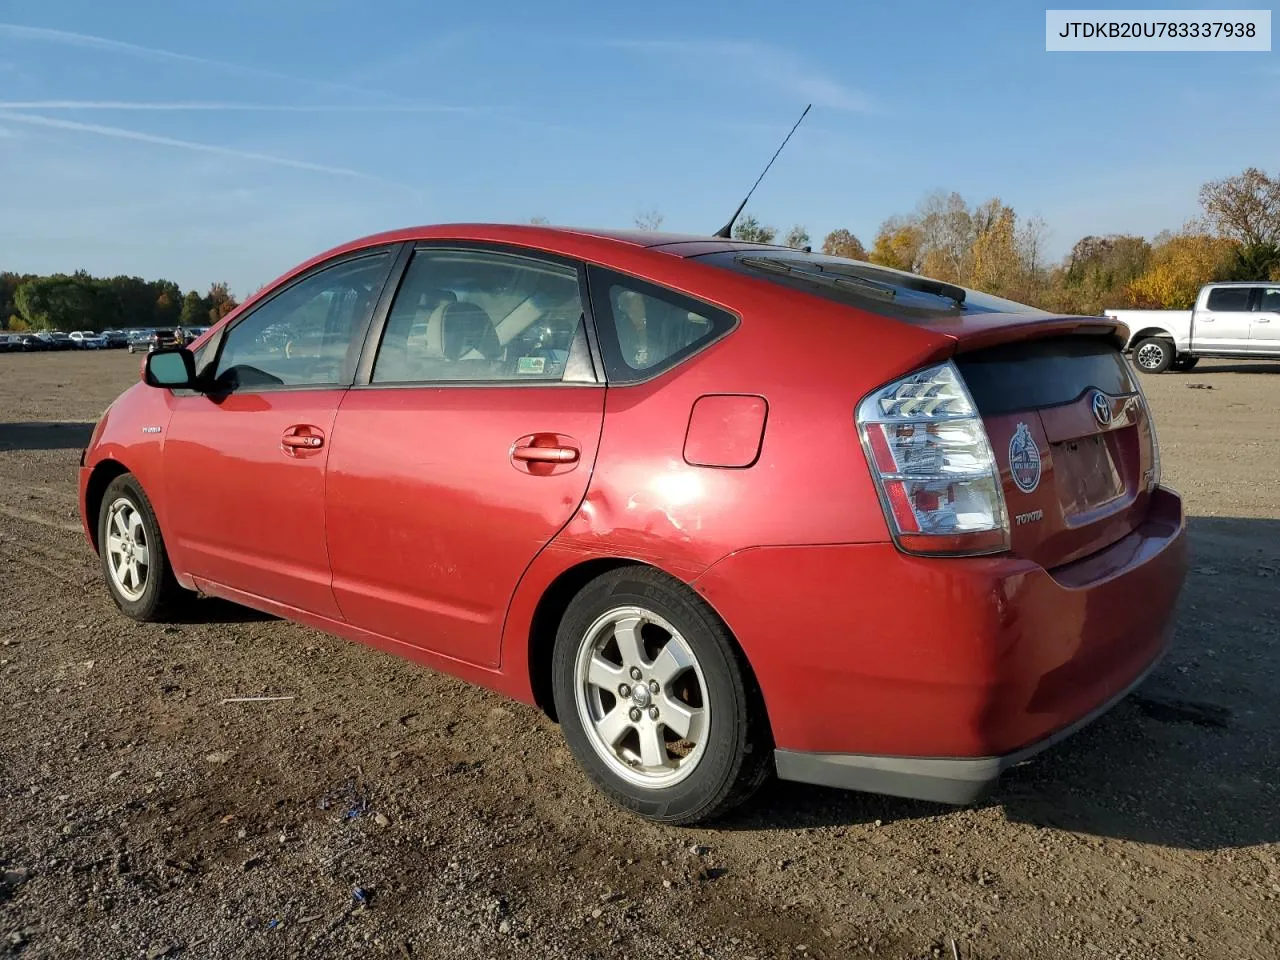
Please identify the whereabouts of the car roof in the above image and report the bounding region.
[311,223,780,265]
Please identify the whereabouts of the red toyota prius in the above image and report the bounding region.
[79,224,1188,824]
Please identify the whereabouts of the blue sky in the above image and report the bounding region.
[1,1,1276,294]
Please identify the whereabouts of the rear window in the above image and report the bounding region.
[1206,287,1253,311]
[955,337,1136,416]
[697,249,1046,323]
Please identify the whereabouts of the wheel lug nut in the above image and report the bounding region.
[648,680,659,694]
[628,707,642,723]
[629,667,642,681]
[618,683,631,698]
[648,706,659,720]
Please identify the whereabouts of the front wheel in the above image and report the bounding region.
[551,567,771,825]
[97,473,188,620]
[1133,338,1174,373]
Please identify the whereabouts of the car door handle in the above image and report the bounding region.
[512,444,578,463]
[510,433,581,475]
[1257,317,1272,323]
[281,425,325,456]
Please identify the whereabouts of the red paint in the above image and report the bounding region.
[79,224,1188,766]
[324,386,605,667]
[162,390,345,618]
[683,394,768,468]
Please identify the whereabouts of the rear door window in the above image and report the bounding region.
[1257,286,1280,312]
[587,267,736,383]
[1205,287,1254,312]
[370,248,595,384]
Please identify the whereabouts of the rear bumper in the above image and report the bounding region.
[773,649,1163,804]
[692,486,1188,800]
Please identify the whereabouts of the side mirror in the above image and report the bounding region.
[144,347,197,389]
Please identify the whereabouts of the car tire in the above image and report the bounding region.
[97,473,187,621]
[551,566,772,825]
[1171,356,1200,372]
[1133,337,1174,373]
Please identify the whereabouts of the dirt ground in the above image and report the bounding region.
[1,350,1277,960]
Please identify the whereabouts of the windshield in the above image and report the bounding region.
[697,249,1046,323]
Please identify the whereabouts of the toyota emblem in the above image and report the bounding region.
[1091,390,1112,427]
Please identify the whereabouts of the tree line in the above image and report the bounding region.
[723,166,1280,312]
[0,272,239,332]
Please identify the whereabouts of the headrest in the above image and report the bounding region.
[440,301,499,360]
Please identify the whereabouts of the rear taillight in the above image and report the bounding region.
[1127,357,1161,490]
[856,362,1009,556]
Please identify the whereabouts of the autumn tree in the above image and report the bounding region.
[1050,234,1152,314]
[782,225,811,249]
[916,192,975,283]
[969,203,1020,298]
[821,229,866,260]
[1199,168,1280,281]
[732,214,777,244]
[868,217,923,272]
[0,272,26,330]
[1128,232,1239,309]
[1199,168,1280,247]
[205,282,238,322]
[633,208,664,231]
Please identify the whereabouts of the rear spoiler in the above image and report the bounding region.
[931,314,1129,355]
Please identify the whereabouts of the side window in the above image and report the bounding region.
[372,249,593,384]
[1257,286,1280,312]
[1206,287,1253,312]
[589,267,736,383]
[213,252,391,390]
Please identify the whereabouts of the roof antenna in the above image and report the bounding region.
[713,103,811,239]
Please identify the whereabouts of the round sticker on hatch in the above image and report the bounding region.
[1008,422,1041,494]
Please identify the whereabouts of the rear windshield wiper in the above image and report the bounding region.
[737,256,967,309]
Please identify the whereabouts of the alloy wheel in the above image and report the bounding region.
[573,606,711,789]
[1136,342,1166,370]
[105,496,150,601]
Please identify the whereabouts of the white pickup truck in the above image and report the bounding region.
[1106,281,1280,372]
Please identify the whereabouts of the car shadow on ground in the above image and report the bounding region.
[721,515,1279,852]
[0,421,95,451]
[171,595,278,624]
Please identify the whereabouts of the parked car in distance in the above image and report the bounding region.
[1107,281,1280,372]
[149,329,180,352]
[38,331,75,351]
[101,329,130,349]
[126,329,156,353]
[80,224,1189,824]
[69,330,108,349]
[0,334,20,352]
[15,334,47,351]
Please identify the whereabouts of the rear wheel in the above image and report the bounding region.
[551,567,771,824]
[1133,338,1174,373]
[1172,355,1200,372]
[97,473,187,621]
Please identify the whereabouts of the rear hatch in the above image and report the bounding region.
[954,334,1157,569]
[693,247,1158,568]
